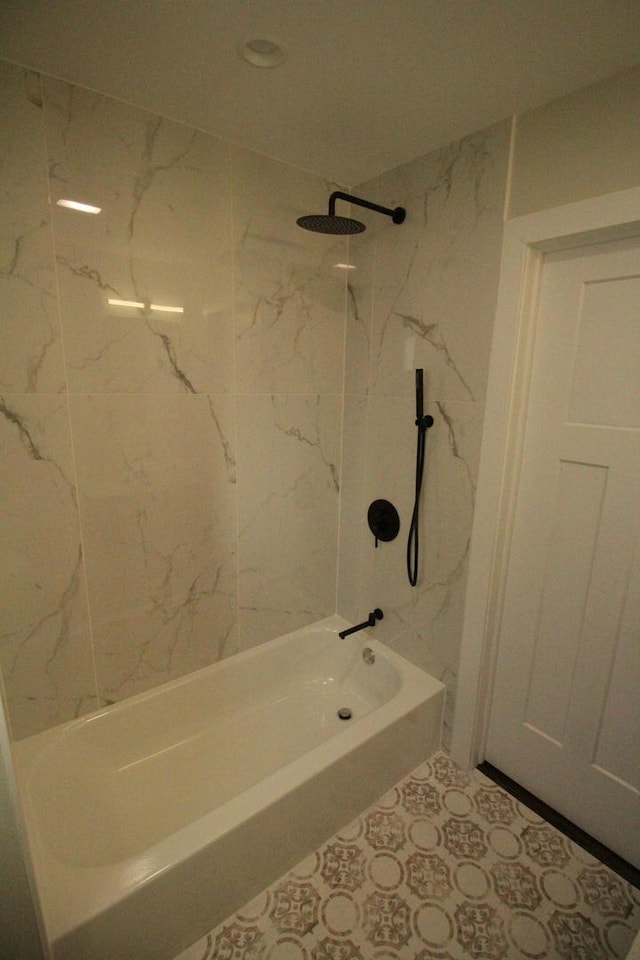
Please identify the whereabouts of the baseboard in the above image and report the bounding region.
[477,762,640,890]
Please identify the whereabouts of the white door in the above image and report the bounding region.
[485,234,640,868]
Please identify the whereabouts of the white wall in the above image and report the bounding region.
[509,64,640,217]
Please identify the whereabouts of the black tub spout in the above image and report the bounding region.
[338,608,384,639]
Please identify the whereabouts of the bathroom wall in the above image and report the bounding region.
[0,60,347,739]
[337,121,512,745]
[509,64,640,217]
[4,54,638,747]
[336,62,640,748]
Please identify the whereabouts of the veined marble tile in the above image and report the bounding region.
[237,393,342,649]
[232,146,347,395]
[343,222,376,399]
[336,395,369,624]
[70,393,238,702]
[42,77,234,394]
[367,122,510,404]
[351,396,483,727]
[387,623,459,749]
[0,394,96,738]
[396,398,483,703]
[337,123,510,752]
[0,63,65,394]
[344,393,418,639]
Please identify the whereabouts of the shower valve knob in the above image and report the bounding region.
[367,499,400,547]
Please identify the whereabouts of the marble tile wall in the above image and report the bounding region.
[2,55,511,746]
[337,123,511,746]
[0,60,347,738]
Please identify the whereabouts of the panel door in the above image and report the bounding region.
[486,235,640,867]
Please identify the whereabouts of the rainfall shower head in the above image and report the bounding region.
[296,213,365,235]
[297,191,405,235]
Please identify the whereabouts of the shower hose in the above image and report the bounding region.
[406,406,433,587]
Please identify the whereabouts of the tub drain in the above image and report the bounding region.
[337,707,352,720]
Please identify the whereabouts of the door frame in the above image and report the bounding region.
[450,185,640,771]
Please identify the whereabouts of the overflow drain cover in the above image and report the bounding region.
[337,707,352,720]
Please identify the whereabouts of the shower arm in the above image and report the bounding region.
[328,191,405,224]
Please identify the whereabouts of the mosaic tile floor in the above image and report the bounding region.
[176,752,640,960]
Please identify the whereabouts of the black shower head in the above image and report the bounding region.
[297,191,405,235]
[296,213,365,235]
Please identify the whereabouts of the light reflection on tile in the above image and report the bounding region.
[43,76,235,396]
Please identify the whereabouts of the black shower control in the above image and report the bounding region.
[368,499,400,547]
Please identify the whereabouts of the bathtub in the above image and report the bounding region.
[13,615,444,960]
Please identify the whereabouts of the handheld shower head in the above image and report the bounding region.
[297,191,405,235]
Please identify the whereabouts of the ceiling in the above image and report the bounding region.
[1,0,639,185]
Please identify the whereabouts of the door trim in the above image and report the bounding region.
[450,186,640,770]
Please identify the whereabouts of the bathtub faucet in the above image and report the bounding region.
[338,608,383,639]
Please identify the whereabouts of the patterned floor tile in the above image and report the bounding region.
[174,752,640,960]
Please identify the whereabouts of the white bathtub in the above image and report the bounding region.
[13,615,444,960]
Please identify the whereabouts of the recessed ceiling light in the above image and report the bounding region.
[241,38,286,68]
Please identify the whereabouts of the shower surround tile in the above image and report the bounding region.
[336,394,368,625]
[340,395,482,745]
[1,58,353,736]
[231,151,347,652]
[0,64,65,394]
[0,395,96,737]
[175,752,640,960]
[338,121,510,744]
[1,56,509,750]
[368,123,509,405]
[342,228,376,399]
[356,397,481,672]
[232,146,347,396]
[237,393,342,650]
[43,76,235,395]
[71,393,238,702]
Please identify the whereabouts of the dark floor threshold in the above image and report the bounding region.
[477,762,640,890]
